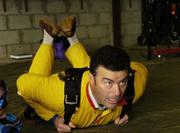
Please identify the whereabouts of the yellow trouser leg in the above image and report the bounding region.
[29,43,54,76]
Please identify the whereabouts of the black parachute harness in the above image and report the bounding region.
[120,68,135,118]
[58,67,89,124]
[59,67,135,124]
[23,67,89,123]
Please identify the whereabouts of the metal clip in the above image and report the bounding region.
[65,95,78,105]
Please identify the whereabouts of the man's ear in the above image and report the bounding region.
[89,73,95,85]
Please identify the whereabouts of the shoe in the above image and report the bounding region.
[60,16,76,37]
[39,19,61,37]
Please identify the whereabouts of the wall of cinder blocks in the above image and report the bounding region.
[0,0,141,64]
[121,0,142,47]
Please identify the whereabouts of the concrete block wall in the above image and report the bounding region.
[121,0,142,47]
[0,0,113,64]
[0,0,142,64]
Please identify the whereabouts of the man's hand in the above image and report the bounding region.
[0,109,6,119]
[114,114,129,126]
[54,116,76,132]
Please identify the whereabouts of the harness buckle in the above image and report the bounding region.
[65,95,78,105]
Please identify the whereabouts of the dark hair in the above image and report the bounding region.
[90,45,130,74]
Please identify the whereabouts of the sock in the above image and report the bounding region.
[42,29,54,45]
[67,34,79,46]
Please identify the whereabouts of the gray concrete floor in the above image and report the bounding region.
[0,49,180,133]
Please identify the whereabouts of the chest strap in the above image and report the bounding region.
[120,68,135,118]
[59,67,89,124]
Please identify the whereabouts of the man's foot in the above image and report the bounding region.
[60,16,76,37]
[39,19,61,37]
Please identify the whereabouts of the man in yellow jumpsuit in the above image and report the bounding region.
[17,16,148,132]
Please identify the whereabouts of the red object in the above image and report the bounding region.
[118,98,127,106]
[153,48,180,56]
[171,3,176,16]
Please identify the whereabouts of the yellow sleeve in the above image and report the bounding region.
[17,73,65,121]
[65,42,90,68]
[130,61,148,103]
[28,44,54,76]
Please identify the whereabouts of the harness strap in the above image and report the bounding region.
[59,67,89,124]
[120,68,135,118]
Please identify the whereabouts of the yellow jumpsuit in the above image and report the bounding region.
[16,42,148,128]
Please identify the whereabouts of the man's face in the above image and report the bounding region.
[89,65,129,109]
